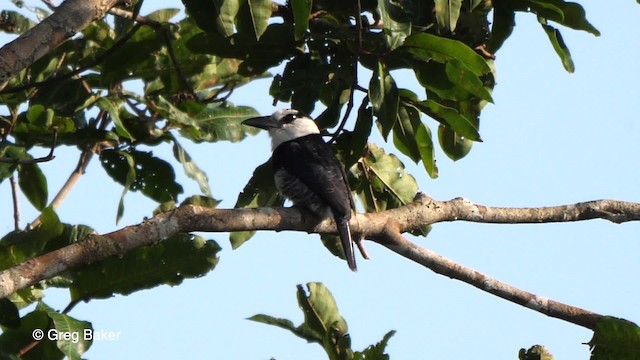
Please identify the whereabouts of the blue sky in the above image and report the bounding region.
[1,1,640,359]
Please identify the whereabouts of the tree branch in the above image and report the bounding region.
[0,0,123,86]
[0,195,638,327]
[371,217,602,329]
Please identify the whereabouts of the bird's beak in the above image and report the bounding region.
[242,116,279,130]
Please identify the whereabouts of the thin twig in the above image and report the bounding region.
[158,25,196,97]
[27,111,106,229]
[328,0,362,143]
[10,176,20,230]
[0,127,58,164]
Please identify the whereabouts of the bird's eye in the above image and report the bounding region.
[282,114,297,123]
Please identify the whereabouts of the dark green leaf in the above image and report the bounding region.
[392,104,422,163]
[434,0,463,32]
[0,298,20,328]
[0,306,63,360]
[183,0,239,36]
[488,4,516,52]
[292,0,312,41]
[18,163,48,210]
[236,0,272,40]
[369,61,399,140]
[538,17,575,73]
[438,124,473,160]
[231,160,284,248]
[337,97,373,168]
[100,150,135,223]
[69,234,220,301]
[0,144,26,181]
[171,137,212,197]
[240,23,300,76]
[377,0,412,50]
[588,317,640,360]
[0,207,63,271]
[354,330,396,360]
[100,150,183,220]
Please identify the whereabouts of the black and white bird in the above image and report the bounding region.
[242,109,357,271]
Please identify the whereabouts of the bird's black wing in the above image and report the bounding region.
[272,134,354,218]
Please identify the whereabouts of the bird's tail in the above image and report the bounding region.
[337,218,357,271]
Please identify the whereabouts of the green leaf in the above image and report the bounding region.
[97,97,135,140]
[99,150,135,223]
[171,137,212,197]
[588,317,640,360]
[69,234,220,301]
[146,8,180,22]
[369,61,399,140]
[319,233,350,262]
[438,124,473,160]
[296,282,351,359]
[37,302,92,360]
[0,144,26,181]
[377,0,412,50]
[248,314,301,336]
[0,207,63,271]
[0,298,20,328]
[0,10,37,34]
[342,97,373,168]
[0,306,63,359]
[155,97,260,143]
[413,99,481,141]
[445,59,494,102]
[180,195,221,208]
[434,0,463,32]
[529,0,600,36]
[354,330,396,360]
[18,163,48,210]
[392,103,422,163]
[519,345,554,360]
[292,0,312,41]
[538,17,575,73]
[236,0,272,40]
[100,149,184,206]
[183,0,239,36]
[488,4,516,52]
[356,143,418,212]
[231,160,284,248]
[415,123,438,178]
[399,33,491,76]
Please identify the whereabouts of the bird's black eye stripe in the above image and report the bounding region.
[282,114,297,123]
